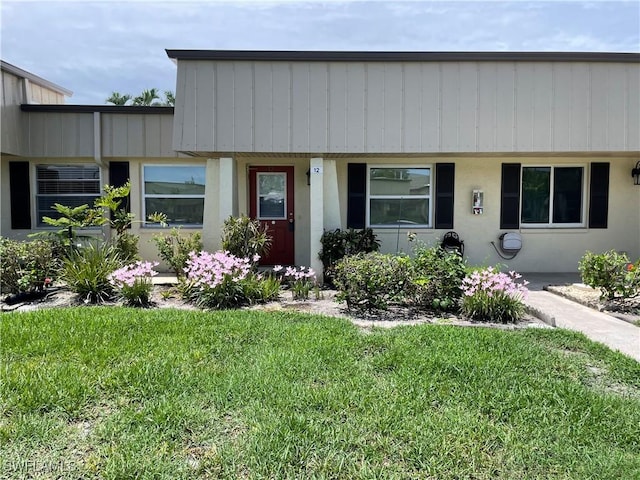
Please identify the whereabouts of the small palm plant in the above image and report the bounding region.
[61,242,122,304]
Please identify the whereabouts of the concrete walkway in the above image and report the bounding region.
[522,273,640,362]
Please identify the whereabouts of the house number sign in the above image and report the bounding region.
[311,167,323,174]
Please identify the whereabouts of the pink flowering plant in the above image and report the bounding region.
[108,260,159,307]
[183,250,280,309]
[460,267,529,323]
[275,265,317,300]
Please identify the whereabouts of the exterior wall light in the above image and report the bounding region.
[633,161,640,186]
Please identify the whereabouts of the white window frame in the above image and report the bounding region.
[34,163,102,228]
[520,164,587,228]
[142,164,206,227]
[366,164,433,228]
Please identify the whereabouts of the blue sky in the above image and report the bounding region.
[1,0,638,104]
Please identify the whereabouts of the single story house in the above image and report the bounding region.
[1,51,639,278]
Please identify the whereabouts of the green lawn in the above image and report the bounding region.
[1,308,639,479]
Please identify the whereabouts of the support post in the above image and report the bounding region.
[202,158,220,253]
[309,157,324,283]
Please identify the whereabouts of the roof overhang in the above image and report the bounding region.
[1,60,73,97]
[166,50,640,63]
[21,104,174,114]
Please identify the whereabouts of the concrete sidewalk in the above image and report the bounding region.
[523,273,640,362]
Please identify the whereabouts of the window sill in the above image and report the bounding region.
[519,227,589,234]
[141,224,203,229]
[369,225,432,229]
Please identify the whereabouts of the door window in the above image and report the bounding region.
[257,173,286,219]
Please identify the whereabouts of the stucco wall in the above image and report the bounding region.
[335,156,639,272]
[2,154,638,273]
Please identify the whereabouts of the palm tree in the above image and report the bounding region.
[106,92,132,106]
[132,88,160,106]
[106,89,175,106]
[163,90,175,106]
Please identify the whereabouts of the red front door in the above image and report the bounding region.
[249,166,295,265]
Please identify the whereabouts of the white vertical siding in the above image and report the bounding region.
[365,63,385,152]
[402,63,422,152]
[477,63,497,152]
[272,64,291,151]
[234,63,253,151]
[253,63,272,151]
[458,63,478,151]
[346,64,365,152]
[383,64,403,151]
[291,64,310,151]
[195,62,215,151]
[25,112,94,157]
[570,64,591,150]
[102,113,177,158]
[308,64,328,151]
[420,63,441,152]
[173,59,640,154]
[216,64,235,152]
[552,64,572,152]
[328,63,347,152]
[626,65,640,151]
[1,70,26,155]
[25,112,175,158]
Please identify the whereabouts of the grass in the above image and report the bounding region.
[1,308,639,479]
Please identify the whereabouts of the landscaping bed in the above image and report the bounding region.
[1,284,548,331]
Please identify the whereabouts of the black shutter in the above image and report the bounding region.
[435,163,455,229]
[108,161,131,222]
[500,163,521,229]
[109,161,129,188]
[347,163,366,229]
[9,162,31,229]
[588,162,609,229]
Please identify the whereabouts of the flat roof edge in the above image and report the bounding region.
[21,104,175,114]
[166,50,640,63]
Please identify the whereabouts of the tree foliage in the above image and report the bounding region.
[106,89,174,106]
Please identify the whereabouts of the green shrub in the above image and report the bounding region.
[221,215,271,262]
[152,228,202,277]
[411,244,466,311]
[460,268,529,323]
[579,250,639,301]
[0,238,59,295]
[334,252,409,313]
[113,232,140,263]
[242,272,282,304]
[61,242,122,303]
[319,228,380,283]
